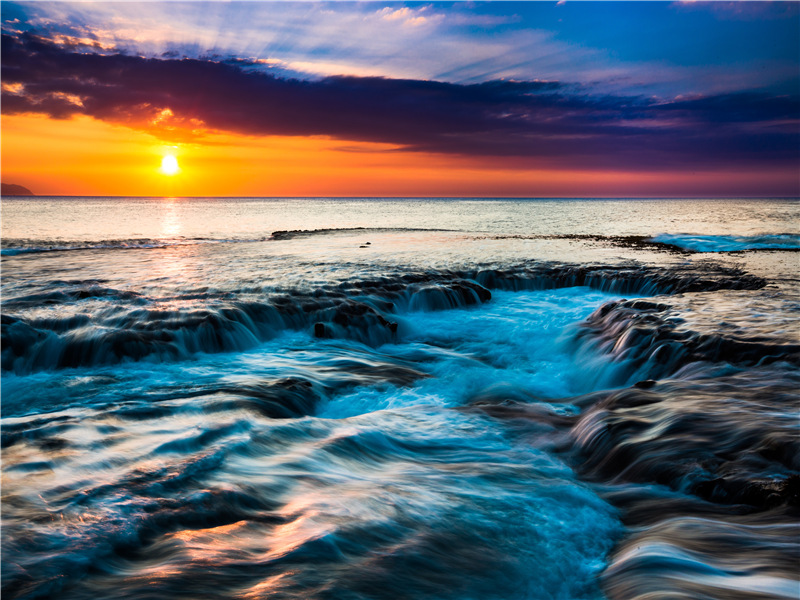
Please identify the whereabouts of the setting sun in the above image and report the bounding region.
[160,154,179,176]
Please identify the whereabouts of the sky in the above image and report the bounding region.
[1,1,798,197]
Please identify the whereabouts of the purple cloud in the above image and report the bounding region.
[2,32,798,171]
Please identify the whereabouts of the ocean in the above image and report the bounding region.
[2,197,798,600]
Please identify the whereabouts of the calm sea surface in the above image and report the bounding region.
[2,197,799,600]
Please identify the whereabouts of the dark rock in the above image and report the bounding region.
[1,183,34,196]
[634,380,657,389]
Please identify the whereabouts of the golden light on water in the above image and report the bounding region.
[161,154,180,176]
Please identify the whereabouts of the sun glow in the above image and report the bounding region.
[160,154,180,176]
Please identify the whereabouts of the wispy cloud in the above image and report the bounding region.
[6,1,794,98]
[376,6,445,27]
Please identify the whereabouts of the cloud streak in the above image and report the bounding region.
[8,0,796,97]
[2,32,798,171]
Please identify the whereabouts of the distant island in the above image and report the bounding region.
[2,183,35,196]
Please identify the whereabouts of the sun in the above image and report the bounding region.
[160,154,180,176]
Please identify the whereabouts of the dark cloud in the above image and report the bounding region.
[2,32,798,170]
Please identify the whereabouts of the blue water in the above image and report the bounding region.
[650,232,800,252]
[2,197,798,600]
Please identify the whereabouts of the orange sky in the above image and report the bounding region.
[3,113,796,198]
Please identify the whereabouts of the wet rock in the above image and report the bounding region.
[571,368,800,510]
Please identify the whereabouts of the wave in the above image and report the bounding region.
[567,298,800,389]
[6,231,797,257]
[1,282,144,310]
[467,364,799,512]
[469,362,800,600]
[649,233,800,253]
[482,233,800,254]
[1,263,767,374]
[269,226,456,240]
[0,406,620,600]
[603,510,800,600]
[567,367,800,599]
[0,237,268,255]
[1,228,457,255]
[570,368,800,506]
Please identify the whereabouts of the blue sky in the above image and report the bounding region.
[4,1,797,97]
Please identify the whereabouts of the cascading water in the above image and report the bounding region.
[3,197,798,600]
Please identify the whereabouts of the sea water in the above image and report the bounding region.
[2,197,798,600]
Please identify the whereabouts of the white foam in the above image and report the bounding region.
[651,233,800,253]
[319,287,619,418]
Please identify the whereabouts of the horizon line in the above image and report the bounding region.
[3,194,799,201]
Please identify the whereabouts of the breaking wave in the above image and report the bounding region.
[649,233,800,253]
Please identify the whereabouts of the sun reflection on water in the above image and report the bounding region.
[160,198,182,238]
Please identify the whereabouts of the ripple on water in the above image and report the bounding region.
[1,406,620,600]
